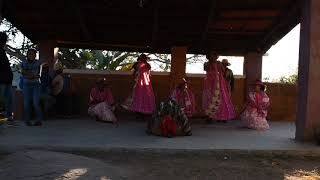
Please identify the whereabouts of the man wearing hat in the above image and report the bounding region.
[51,62,66,117]
[221,59,234,96]
[40,63,55,119]
[52,62,64,97]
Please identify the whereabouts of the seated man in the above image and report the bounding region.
[51,63,68,117]
[170,78,196,118]
[39,63,55,119]
[88,78,117,123]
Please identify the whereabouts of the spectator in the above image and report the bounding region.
[21,49,43,126]
[52,63,65,117]
[40,63,55,119]
[0,32,14,125]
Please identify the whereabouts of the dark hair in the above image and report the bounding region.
[0,32,8,45]
[260,85,266,92]
[138,54,148,62]
[27,48,37,54]
[56,69,63,74]
[206,52,219,61]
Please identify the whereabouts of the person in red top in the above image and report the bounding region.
[88,78,117,123]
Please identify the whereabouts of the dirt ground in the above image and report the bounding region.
[0,150,319,180]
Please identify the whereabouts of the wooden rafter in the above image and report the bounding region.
[3,0,38,42]
[151,0,160,49]
[2,0,300,56]
[67,0,91,41]
[259,0,300,53]
[198,0,217,52]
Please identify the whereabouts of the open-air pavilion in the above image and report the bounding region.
[0,0,319,142]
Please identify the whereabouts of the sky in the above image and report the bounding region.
[186,24,301,81]
[262,24,300,80]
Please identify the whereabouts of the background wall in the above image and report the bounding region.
[48,69,296,122]
[13,70,297,122]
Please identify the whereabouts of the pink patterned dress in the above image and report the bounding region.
[129,61,155,114]
[202,62,236,120]
[88,87,117,122]
[241,92,270,130]
[170,88,196,118]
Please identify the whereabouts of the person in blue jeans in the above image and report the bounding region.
[21,49,43,126]
[0,32,14,126]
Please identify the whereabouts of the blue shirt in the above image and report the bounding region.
[21,59,42,84]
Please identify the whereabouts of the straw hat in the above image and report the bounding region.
[54,62,63,71]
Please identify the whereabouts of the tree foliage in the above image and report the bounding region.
[278,70,298,85]
[58,49,171,71]
[0,19,35,64]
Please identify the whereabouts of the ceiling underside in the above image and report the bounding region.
[3,0,300,55]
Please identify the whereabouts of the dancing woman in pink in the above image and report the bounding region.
[241,80,270,130]
[202,52,236,123]
[170,78,196,118]
[123,54,155,115]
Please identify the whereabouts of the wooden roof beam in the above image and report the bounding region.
[259,0,300,53]
[3,0,39,42]
[67,0,92,41]
[218,17,277,21]
[151,0,160,49]
[197,0,217,52]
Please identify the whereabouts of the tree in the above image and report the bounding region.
[278,70,298,85]
[0,19,35,64]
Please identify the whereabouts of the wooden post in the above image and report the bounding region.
[170,47,187,89]
[243,52,262,95]
[38,40,58,69]
[295,0,320,141]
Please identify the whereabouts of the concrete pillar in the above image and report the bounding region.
[38,40,59,69]
[295,0,320,141]
[244,52,263,94]
[170,47,187,88]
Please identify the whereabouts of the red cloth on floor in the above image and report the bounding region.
[159,115,177,137]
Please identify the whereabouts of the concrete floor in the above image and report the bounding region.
[0,118,319,153]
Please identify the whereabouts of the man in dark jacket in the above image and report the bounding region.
[222,59,234,96]
[0,32,14,124]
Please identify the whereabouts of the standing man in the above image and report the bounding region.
[222,59,234,96]
[0,32,14,125]
[21,49,43,126]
